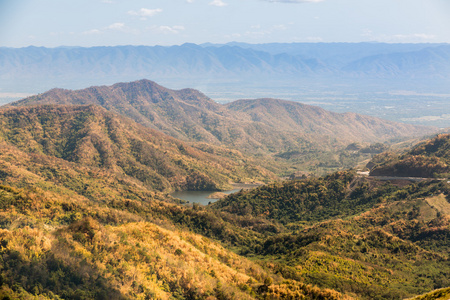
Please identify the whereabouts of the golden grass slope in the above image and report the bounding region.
[426,194,450,216]
[406,287,450,300]
[0,182,353,299]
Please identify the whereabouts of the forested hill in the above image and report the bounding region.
[225,98,429,143]
[9,80,437,155]
[0,104,274,191]
[0,104,449,298]
[369,133,450,178]
[0,141,348,299]
[211,170,450,298]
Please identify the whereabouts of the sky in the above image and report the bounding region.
[1,0,450,47]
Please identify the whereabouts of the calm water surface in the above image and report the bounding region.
[171,189,240,205]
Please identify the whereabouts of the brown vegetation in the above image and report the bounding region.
[0,105,274,192]
[10,80,436,155]
[369,134,450,178]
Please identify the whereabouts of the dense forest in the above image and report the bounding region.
[210,171,450,299]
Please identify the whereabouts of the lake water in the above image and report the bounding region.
[171,189,240,205]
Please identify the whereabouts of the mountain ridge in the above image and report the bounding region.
[9,80,437,158]
[2,43,450,95]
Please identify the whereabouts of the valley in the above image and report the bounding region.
[0,79,449,299]
[3,0,450,298]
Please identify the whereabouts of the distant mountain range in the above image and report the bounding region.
[9,80,437,157]
[1,43,450,94]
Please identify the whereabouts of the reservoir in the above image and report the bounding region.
[171,189,240,205]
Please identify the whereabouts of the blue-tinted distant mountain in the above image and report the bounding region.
[0,43,322,77]
[202,42,446,66]
[0,43,327,92]
[343,45,450,78]
[1,43,449,94]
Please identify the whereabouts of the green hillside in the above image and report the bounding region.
[0,106,352,299]
[211,171,450,299]
[0,182,357,300]
[0,83,448,299]
[0,105,274,193]
[0,115,449,298]
[407,287,450,300]
[370,134,450,178]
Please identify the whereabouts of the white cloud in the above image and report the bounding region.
[209,0,228,7]
[227,23,290,40]
[128,8,163,19]
[273,24,288,30]
[149,25,186,34]
[224,33,242,39]
[186,0,194,2]
[107,22,125,30]
[83,23,138,35]
[394,33,436,41]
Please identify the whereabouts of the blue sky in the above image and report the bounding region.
[1,0,450,47]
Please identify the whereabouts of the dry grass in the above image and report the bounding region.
[426,194,450,216]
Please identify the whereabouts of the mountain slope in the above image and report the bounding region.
[0,105,353,299]
[11,80,298,153]
[226,98,431,144]
[211,170,450,299]
[369,133,450,177]
[9,80,437,157]
[2,43,450,93]
[10,80,229,144]
[0,105,274,191]
[343,45,450,78]
[207,42,442,66]
[0,179,354,299]
[0,101,449,299]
